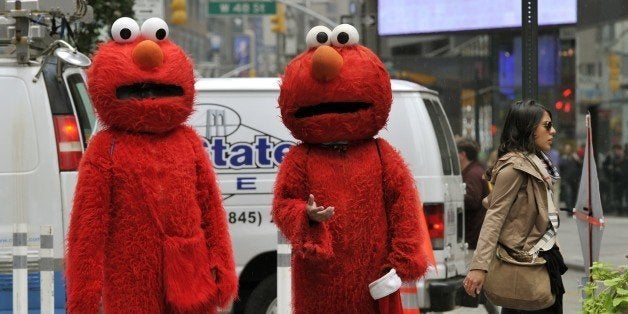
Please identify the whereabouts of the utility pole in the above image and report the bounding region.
[522,0,538,100]
[362,0,379,54]
[353,0,362,36]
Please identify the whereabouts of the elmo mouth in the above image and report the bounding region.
[294,102,371,118]
[116,83,184,100]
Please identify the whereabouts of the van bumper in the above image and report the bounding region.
[421,276,466,312]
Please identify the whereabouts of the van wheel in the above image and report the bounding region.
[244,273,277,314]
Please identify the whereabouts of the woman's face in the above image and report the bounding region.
[533,111,556,152]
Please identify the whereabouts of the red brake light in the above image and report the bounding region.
[424,203,444,249]
[53,115,82,171]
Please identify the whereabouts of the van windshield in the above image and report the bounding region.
[423,98,461,175]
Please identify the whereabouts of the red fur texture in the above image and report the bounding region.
[273,42,429,313]
[66,31,237,313]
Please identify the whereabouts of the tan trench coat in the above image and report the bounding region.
[469,151,552,271]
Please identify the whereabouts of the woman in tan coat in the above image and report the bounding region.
[463,100,568,313]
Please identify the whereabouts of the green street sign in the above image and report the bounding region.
[209,1,276,15]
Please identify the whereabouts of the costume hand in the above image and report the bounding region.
[463,269,485,297]
[306,194,334,222]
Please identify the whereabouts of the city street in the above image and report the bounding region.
[447,211,628,314]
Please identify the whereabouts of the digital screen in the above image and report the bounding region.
[498,35,559,99]
[379,0,577,36]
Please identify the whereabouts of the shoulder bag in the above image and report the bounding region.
[483,243,555,310]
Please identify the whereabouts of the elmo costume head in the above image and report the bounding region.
[279,24,393,144]
[88,17,195,133]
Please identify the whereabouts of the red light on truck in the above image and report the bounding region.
[424,203,445,249]
[53,115,82,171]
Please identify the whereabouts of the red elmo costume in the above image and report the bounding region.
[272,24,430,314]
[66,17,237,313]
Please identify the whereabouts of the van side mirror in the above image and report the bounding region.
[33,39,90,82]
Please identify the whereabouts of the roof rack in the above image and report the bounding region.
[0,0,92,64]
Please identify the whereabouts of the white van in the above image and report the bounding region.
[0,1,95,311]
[191,77,469,313]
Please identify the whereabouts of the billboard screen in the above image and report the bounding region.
[379,0,576,36]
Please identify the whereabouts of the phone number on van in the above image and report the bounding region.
[228,211,263,226]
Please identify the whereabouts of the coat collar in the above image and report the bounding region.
[492,152,548,186]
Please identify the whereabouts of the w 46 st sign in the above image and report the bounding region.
[209,0,276,15]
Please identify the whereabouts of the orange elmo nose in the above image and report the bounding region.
[132,40,164,70]
[311,45,343,82]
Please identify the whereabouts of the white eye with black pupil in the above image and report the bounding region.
[306,26,332,48]
[331,24,359,47]
[111,17,140,43]
[141,18,169,42]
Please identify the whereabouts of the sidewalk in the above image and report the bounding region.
[558,211,628,271]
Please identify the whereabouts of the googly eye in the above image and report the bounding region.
[141,18,169,42]
[331,24,359,47]
[111,17,140,43]
[306,26,332,48]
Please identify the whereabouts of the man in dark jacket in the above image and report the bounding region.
[559,144,581,214]
[457,138,490,249]
[603,144,626,215]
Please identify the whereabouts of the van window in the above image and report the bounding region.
[0,77,38,173]
[67,74,96,146]
[423,98,460,175]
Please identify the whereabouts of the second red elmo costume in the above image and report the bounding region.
[272,25,431,313]
[66,17,237,313]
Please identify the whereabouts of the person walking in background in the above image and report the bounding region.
[463,100,568,313]
[456,137,498,314]
[602,144,625,215]
[457,137,490,250]
[559,144,581,214]
[576,143,585,160]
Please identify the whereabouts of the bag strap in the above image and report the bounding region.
[374,139,386,205]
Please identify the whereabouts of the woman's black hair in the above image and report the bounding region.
[485,99,551,178]
[497,99,551,158]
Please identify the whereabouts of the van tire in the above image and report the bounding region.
[243,273,277,314]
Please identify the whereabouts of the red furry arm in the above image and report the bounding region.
[272,145,333,259]
[189,129,238,308]
[66,133,112,313]
[377,139,429,280]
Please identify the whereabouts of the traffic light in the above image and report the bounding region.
[170,0,187,25]
[609,53,621,92]
[555,87,574,113]
[270,3,286,34]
